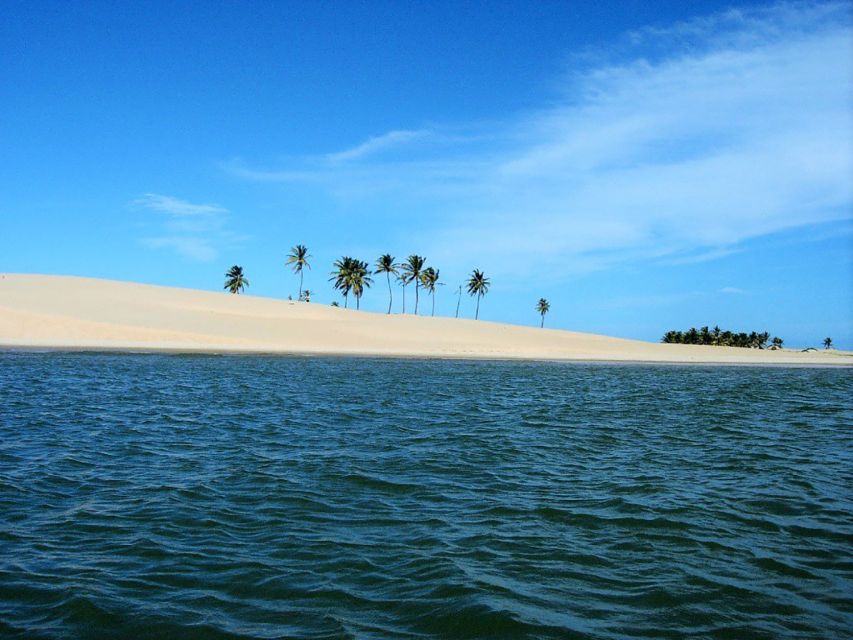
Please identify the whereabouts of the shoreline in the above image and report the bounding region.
[2,344,851,368]
[1,274,850,367]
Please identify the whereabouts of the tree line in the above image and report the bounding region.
[662,326,782,349]
[223,245,552,326]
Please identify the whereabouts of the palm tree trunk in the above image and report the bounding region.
[475,294,480,320]
[402,285,406,313]
[541,315,544,328]
[299,271,303,298]
[386,273,392,314]
[455,287,461,318]
[414,282,419,315]
[356,294,360,310]
[344,293,348,309]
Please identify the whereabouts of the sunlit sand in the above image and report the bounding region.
[0,274,848,365]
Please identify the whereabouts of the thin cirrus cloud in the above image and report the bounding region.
[133,193,239,262]
[227,1,852,280]
[326,129,432,163]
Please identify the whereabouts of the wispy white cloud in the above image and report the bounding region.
[133,193,242,262]
[227,1,852,280]
[719,286,746,295]
[327,129,431,162]
[133,193,227,217]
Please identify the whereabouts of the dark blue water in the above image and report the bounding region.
[0,354,851,639]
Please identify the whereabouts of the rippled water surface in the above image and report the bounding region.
[1,353,851,639]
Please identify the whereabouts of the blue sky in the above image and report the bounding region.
[2,0,851,347]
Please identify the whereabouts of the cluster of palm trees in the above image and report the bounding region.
[223,245,551,326]
[662,326,781,349]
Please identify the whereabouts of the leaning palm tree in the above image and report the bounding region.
[224,265,249,294]
[466,269,490,320]
[286,244,311,299]
[420,267,442,316]
[375,254,398,314]
[349,259,373,310]
[823,337,833,350]
[536,298,550,328]
[400,255,426,314]
[330,256,354,307]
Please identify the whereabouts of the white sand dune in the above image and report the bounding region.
[0,274,849,365]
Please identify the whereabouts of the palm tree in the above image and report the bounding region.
[224,265,249,294]
[771,336,783,349]
[397,272,408,313]
[330,257,372,309]
[330,256,354,307]
[286,244,311,299]
[824,337,833,349]
[455,285,462,318]
[350,259,373,310]
[466,269,490,320]
[300,289,312,302]
[420,267,442,316]
[401,255,426,314]
[536,298,550,328]
[375,254,398,314]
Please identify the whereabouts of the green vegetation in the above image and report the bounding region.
[374,254,398,314]
[467,269,490,320]
[536,298,550,328]
[286,244,311,299]
[330,257,373,309]
[401,255,427,314]
[420,267,441,316]
[824,337,833,349]
[224,265,249,294]
[662,326,775,349]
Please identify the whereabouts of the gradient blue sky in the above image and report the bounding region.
[2,0,851,347]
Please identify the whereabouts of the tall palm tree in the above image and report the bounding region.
[375,254,398,314]
[396,272,407,313]
[286,244,311,299]
[330,256,354,307]
[224,265,249,294]
[466,269,490,320]
[350,259,373,310]
[401,255,426,314]
[420,267,442,316]
[823,337,833,349]
[536,298,550,328]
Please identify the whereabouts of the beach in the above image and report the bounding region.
[0,274,848,365]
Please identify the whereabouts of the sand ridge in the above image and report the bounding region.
[0,274,849,365]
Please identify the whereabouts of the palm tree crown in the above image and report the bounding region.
[224,265,249,294]
[536,298,550,328]
[375,254,398,314]
[349,259,373,309]
[466,269,490,320]
[400,255,427,314]
[286,244,311,298]
[420,267,442,316]
[823,337,833,349]
[330,256,373,309]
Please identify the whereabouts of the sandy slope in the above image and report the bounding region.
[0,274,849,365]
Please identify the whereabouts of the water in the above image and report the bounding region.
[0,353,851,639]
